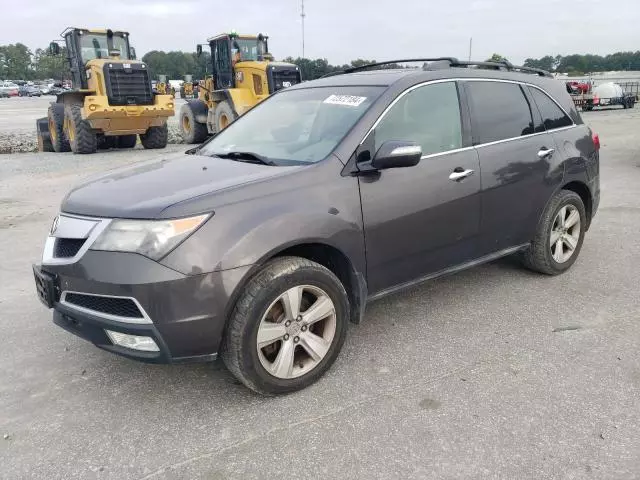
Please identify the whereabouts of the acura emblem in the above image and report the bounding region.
[50,215,60,235]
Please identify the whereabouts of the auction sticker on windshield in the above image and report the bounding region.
[323,95,367,107]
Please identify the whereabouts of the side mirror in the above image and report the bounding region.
[49,42,60,56]
[129,46,137,60]
[371,141,422,170]
[196,44,203,57]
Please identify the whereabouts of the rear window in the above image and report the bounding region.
[529,87,573,131]
[466,81,535,144]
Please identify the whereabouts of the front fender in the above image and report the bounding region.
[161,206,366,277]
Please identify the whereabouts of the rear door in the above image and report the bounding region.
[358,81,482,294]
[464,80,563,254]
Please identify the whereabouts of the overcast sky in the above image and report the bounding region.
[2,0,639,64]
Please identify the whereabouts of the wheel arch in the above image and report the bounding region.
[560,180,593,230]
[57,91,91,107]
[225,240,367,326]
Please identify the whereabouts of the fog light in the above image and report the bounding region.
[89,105,97,111]
[106,330,159,352]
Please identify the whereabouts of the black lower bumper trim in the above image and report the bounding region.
[53,304,217,365]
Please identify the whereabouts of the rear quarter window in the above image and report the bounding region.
[465,81,535,145]
[529,87,574,131]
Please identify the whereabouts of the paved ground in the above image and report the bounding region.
[1,108,639,479]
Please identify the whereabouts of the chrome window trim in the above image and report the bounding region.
[42,215,112,266]
[360,77,578,155]
[60,291,153,325]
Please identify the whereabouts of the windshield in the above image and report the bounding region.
[232,38,259,61]
[200,86,385,165]
[79,34,130,62]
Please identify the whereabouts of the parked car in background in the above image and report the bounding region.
[19,84,42,97]
[0,81,20,97]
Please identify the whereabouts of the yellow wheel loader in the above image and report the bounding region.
[36,28,174,154]
[180,75,196,99]
[179,32,302,144]
[155,75,175,97]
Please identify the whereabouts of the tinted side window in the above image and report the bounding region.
[529,87,573,130]
[373,82,462,156]
[466,82,535,144]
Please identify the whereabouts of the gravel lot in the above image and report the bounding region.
[1,108,639,479]
[0,96,188,153]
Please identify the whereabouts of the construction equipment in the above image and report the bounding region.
[179,32,302,143]
[155,74,175,97]
[180,75,196,99]
[36,28,174,154]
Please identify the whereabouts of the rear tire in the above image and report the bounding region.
[221,257,349,395]
[116,134,137,149]
[64,103,97,154]
[214,101,237,133]
[179,103,208,144]
[521,190,587,275]
[140,124,168,149]
[47,104,70,152]
[97,135,116,150]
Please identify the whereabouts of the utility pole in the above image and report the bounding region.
[301,0,306,58]
[468,37,473,61]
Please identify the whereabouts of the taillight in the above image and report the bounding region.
[592,133,600,151]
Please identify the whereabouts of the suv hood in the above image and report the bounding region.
[61,152,301,219]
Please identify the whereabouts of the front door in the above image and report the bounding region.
[358,81,482,294]
[213,38,233,90]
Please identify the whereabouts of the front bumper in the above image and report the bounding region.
[34,251,252,364]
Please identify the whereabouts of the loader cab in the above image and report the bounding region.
[61,28,133,89]
[206,33,270,90]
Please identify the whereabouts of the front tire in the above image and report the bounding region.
[222,257,350,395]
[140,124,168,149]
[214,101,237,133]
[521,190,587,275]
[47,104,70,152]
[179,103,208,144]
[64,103,97,154]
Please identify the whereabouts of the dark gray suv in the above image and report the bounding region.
[33,59,600,395]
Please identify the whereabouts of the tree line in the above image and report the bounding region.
[3,41,640,81]
[523,52,640,74]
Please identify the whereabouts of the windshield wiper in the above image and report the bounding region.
[211,151,276,166]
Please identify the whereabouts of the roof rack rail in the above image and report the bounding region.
[449,59,553,77]
[320,58,460,78]
[321,57,552,78]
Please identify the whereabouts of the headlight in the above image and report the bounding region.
[91,214,209,260]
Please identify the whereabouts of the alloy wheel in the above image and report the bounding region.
[550,205,581,263]
[256,285,336,379]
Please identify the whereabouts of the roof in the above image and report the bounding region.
[207,33,258,42]
[291,66,560,90]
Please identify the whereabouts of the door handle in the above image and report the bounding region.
[538,148,555,159]
[449,169,475,182]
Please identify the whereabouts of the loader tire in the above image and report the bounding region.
[64,103,97,154]
[97,135,116,150]
[214,101,237,133]
[47,104,70,152]
[179,103,208,144]
[116,135,137,148]
[140,124,168,149]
